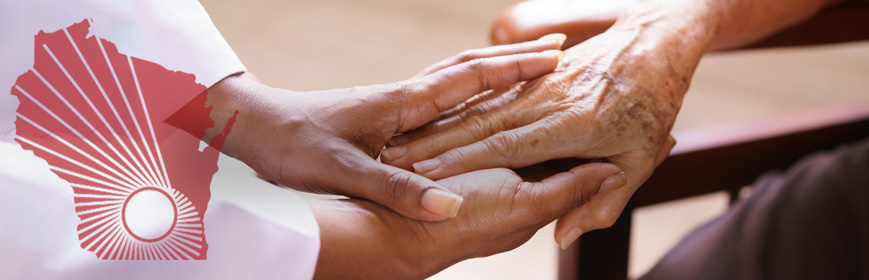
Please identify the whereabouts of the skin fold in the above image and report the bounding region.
[383,0,844,248]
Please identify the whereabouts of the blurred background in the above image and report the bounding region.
[200,0,869,278]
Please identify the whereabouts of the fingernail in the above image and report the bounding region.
[413,158,441,174]
[559,227,583,250]
[541,50,564,62]
[598,171,627,194]
[668,135,677,146]
[381,146,406,161]
[538,33,567,47]
[421,188,464,218]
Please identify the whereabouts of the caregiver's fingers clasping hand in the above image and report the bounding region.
[211,38,565,222]
[312,162,622,279]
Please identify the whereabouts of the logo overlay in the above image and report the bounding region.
[11,19,236,260]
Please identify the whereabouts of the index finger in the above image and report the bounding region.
[396,51,562,132]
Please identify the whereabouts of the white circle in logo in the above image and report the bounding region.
[123,188,176,241]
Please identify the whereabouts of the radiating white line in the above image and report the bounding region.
[174,223,203,229]
[155,243,173,260]
[122,237,133,260]
[164,238,193,260]
[53,167,133,193]
[73,193,126,200]
[176,198,192,210]
[76,207,119,229]
[177,209,197,218]
[161,241,183,260]
[141,243,155,260]
[142,243,151,261]
[156,240,180,260]
[117,235,131,260]
[167,235,198,256]
[70,183,128,196]
[63,29,156,187]
[76,203,121,217]
[142,244,150,261]
[15,85,141,189]
[155,244,168,260]
[172,231,203,243]
[81,215,119,249]
[17,113,141,190]
[18,137,136,191]
[137,242,145,260]
[173,227,202,235]
[93,221,122,258]
[149,243,166,260]
[125,241,133,260]
[162,239,190,260]
[146,245,158,260]
[141,243,149,260]
[74,200,123,208]
[42,44,145,188]
[174,194,189,205]
[134,241,146,260]
[101,225,125,259]
[144,244,153,261]
[176,211,198,220]
[130,242,138,260]
[128,56,172,189]
[95,36,163,188]
[170,232,202,249]
[176,201,193,213]
[176,217,201,223]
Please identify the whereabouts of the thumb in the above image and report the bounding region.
[533,163,623,221]
[334,154,464,222]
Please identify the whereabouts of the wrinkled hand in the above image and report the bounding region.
[313,162,622,279]
[382,26,700,245]
[214,39,565,222]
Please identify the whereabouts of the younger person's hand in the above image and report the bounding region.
[208,38,565,222]
[312,162,623,279]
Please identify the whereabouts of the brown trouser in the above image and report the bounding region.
[642,138,869,280]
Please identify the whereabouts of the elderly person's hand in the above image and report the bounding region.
[311,162,623,279]
[384,0,844,246]
[199,38,566,222]
[380,5,712,246]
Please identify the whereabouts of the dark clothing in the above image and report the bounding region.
[642,138,869,280]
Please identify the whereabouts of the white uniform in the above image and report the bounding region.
[0,1,320,279]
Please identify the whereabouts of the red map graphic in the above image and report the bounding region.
[11,19,235,260]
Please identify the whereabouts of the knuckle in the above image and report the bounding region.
[456,49,482,63]
[593,208,621,229]
[380,171,414,202]
[461,115,496,141]
[494,131,522,155]
[484,131,520,166]
[418,135,443,156]
[569,185,592,210]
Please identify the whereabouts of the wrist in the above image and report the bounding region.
[311,199,443,279]
[613,0,719,51]
[205,73,277,167]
